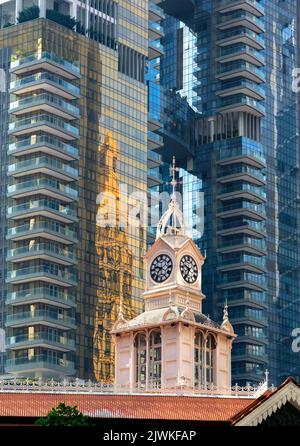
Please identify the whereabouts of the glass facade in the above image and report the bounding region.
[155,0,300,386]
[0,0,148,380]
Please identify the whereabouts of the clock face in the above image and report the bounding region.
[150,254,173,283]
[180,255,198,284]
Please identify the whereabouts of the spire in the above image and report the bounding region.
[156,156,185,239]
[221,300,234,333]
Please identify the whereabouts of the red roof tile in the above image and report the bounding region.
[0,393,253,421]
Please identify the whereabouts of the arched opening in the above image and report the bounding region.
[135,333,147,389]
[149,330,162,388]
[194,331,204,387]
[205,334,216,385]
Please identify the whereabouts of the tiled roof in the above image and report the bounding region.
[0,393,253,421]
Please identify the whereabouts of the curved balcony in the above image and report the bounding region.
[217,270,267,291]
[217,201,266,220]
[217,165,266,186]
[7,199,78,224]
[6,265,77,287]
[10,51,80,80]
[8,135,79,161]
[217,183,266,203]
[217,253,266,274]
[149,20,164,40]
[7,221,77,245]
[149,40,164,60]
[217,28,265,50]
[148,168,163,187]
[8,114,79,140]
[8,156,78,181]
[9,93,80,121]
[216,79,265,100]
[222,289,267,308]
[217,10,265,34]
[148,150,162,168]
[217,236,267,255]
[6,286,76,308]
[149,2,165,22]
[217,219,266,238]
[6,333,75,352]
[7,178,78,202]
[148,130,163,150]
[217,44,265,66]
[216,141,266,168]
[10,72,80,100]
[216,61,265,83]
[5,310,76,330]
[5,355,75,376]
[7,243,77,266]
[217,0,265,18]
[218,95,265,117]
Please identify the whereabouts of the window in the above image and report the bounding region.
[206,334,216,385]
[149,330,161,387]
[194,331,204,387]
[135,333,146,388]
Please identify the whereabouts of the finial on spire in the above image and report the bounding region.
[221,299,234,333]
[265,369,269,387]
[156,156,185,239]
[223,299,228,322]
[170,156,179,198]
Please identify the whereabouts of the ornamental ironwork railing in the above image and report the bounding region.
[0,378,274,398]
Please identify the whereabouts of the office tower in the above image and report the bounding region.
[0,0,148,379]
[153,0,300,385]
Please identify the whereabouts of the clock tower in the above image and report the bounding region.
[112,158,236,392]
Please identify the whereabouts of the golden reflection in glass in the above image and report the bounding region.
[93,132,135,382]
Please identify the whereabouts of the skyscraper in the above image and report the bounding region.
[153,0,300,386]
[0,0,148,379]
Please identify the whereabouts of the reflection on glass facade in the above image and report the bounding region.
[155,0,300,386]
[93,133,135,382]
[0,0,148,379]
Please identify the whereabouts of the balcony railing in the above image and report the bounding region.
[9,114,79,138]
[7,199,77,219]
[10,72,80,97]
[217,0,265,16]
[7,243,76,263]
[8,135,79,159]
[217,61,266,80]
[6,286,76,307]
[217,28,265,47]
[7,221,77,242]
[218,79,265,97]
[11,51,80,77]
[6,310,75,328]
[217,10,265,31]
[218,236,266,251]
[218,164,266,182]
[6,332,75,349]
[7,178,78,200]
[218,219,266,232]
[6,265,77,286]
[9,93,80,118]
[218,182,266,199]
[217,144,266,165]
[219,200,266,216]
[219,254,266,268]
[8,156,78,179]
[5,355,75,373]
